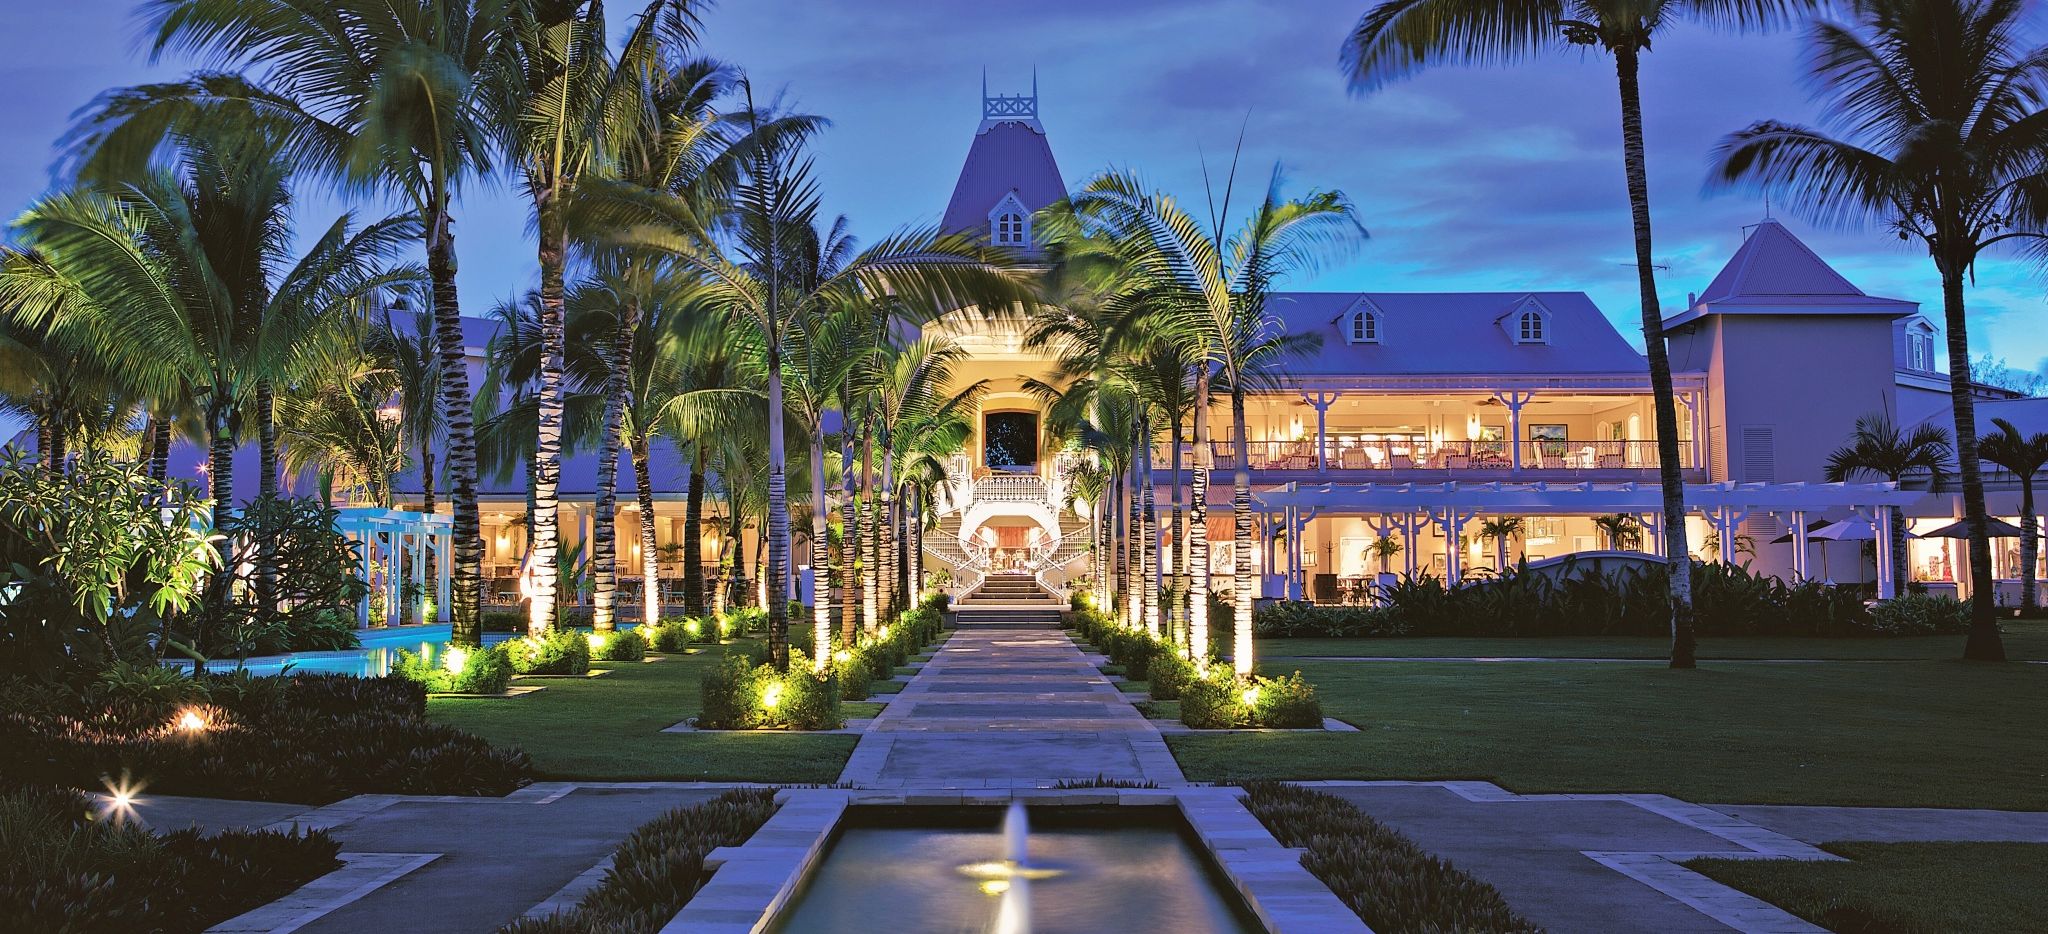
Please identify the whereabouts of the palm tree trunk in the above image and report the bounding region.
[1140,410,1160,636]
[685,444,707,617]
[1188,371,1212,665]
[2020,480,2038,613]
[880,442,896,620]
[591,308,631,633]
[909,497,923,599]
[632,436,660,628]
[765,345,792,671]
[1113,472,1129,625]
[204,398,237,617]
[1230,385,1254,678]
[420,443,437,600]
[1939,260,2007,660]
[840,429,860,645]
[1170,415,1187,647]
[255,379,280,622]
[429,204,484,648]
[149,414,172,483]
[528,192,567,637]
[860,413,879,633]
[811,421,831,664]
[35,405,58,472]
[1613,45,1696,669]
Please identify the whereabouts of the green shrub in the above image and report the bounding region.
[1146,646,1197,701]
[394,644,515,695]
[1254,601,1405,638]
[1180,670,1323,729]
[835,650,873,700]
[499,789,778,934]
[1869,593,1970,636]
[647,615,712,652]
[695,656,842,731]
[1240,782,1541,933]
[503,629,590,676]
[0,672,531,803]
[0,784,343,933]
[588,629,647,662]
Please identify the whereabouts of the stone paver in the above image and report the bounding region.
[1709,804,2048,844]
[839,617,1185,786]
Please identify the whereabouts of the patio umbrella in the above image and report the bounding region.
[1915,517,2024,539]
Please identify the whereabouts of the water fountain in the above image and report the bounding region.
[767,802,1258,934]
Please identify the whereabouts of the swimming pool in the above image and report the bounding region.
[164,623,470,677]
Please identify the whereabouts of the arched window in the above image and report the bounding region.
[1517,309,1547,343]
[1348,309,1380,344]
[993,211,1026,245]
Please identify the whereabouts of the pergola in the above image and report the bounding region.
[335,507,453,628]
[1252,479,1924,597]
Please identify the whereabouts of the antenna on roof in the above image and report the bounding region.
[1763,195,1773,220]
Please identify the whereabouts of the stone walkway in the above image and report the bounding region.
[838,612,1184,786]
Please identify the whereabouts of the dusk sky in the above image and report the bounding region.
[4,0,2044,373]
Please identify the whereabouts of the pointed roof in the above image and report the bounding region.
[1665,219,1914,328]
[939,83,1066,241]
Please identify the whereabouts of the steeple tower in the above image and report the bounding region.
[941,73,1067,245]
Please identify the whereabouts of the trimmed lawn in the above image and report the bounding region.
[1250,621,2048,661]
[1688,842,2048,933]
[428,648,857,783]
[1167,659,2048,809]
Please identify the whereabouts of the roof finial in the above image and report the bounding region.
[980,70,1041,128]
[1763,194,1772,221]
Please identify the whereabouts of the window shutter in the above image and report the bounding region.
[1741,426,1775,482]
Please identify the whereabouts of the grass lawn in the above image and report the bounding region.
[428,647,856,783]
[1250,620,2048,661]
[1166,658,2048,809]
[1687,842,2048,933]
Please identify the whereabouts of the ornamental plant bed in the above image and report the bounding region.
[0,785,343,934]
[0,671,533,804]
[499,788,779,934]
[1240,781,1541,933]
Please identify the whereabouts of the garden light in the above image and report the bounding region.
[443,645,469,674]
[877,624,892,640]
[762,682,785,711]
[1241,685,1262,707]
[587,632,610,653]
[174,709,207,732]
[833,649,852,664]
[684,619,702,637]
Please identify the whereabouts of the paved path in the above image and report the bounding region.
[838,612,1184,787]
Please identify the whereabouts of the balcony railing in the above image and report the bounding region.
[1154,439,1695,473]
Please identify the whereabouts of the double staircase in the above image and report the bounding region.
[923,467,1096,607]
[955,572,1063,627]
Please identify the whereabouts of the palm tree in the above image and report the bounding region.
[1979,418,2048,612]
[80,0,512,646]
[1711,0,2047,661]
[5,137,409,623]
[1823,413,1952,593]
[592,83,1033,669]
[1345,0,1816,669]
[1480,517,1525,572]
[877,337,987,616]
[1048,166,1362,677]
[492,0,690,635]
[783,286,869,662]
[1594,514,1644,551]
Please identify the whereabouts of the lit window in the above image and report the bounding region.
[1909,333,1931,370]
[1518,309,1546,343]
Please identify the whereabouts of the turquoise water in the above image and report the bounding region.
[167,624,462,677]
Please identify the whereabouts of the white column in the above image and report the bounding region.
[1494,390,1535,471]
[357,529,374,628]
[1790,510,1810,581]
[1875,507,1896,599]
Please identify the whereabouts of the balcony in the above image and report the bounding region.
[1155,439,1704,479]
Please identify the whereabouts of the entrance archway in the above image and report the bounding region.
[983,411,1039,470]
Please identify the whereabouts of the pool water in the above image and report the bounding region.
[166,624,462,677]
[771,808,1260,934]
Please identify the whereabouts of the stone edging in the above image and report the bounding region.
[662,786,1368,934]
[204,852,439,933]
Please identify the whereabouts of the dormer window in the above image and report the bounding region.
[1504,297,1552,345]
[988,193,1031,247]
[1903,319,1936,372]
[1348,309,1381,344]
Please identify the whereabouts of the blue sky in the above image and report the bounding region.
[4,0,2045,373]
